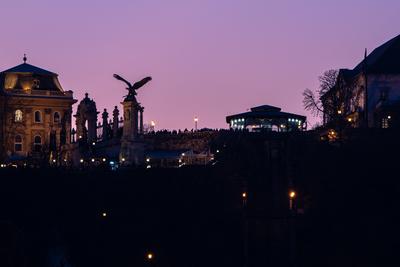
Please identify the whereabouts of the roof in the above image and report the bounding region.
[226,106,306,123]
[250,105,281,112]
[1,63,57,76]
[353,34,400,75]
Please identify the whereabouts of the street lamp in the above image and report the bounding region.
[150,120,156,132]
[194,116,198,131]
[146,252,154,263]
[289,190,296,210]
[242,192,248,207]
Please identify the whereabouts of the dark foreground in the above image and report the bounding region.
[1,130,400,267]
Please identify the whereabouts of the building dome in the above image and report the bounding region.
[0,61,64,92]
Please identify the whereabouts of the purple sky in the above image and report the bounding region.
[1,0,399,130]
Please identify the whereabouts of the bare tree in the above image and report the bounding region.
[303,69,339,117]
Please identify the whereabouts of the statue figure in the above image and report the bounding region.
[113,74,152,102]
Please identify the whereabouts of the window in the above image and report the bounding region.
[34,111,42,123]
[33,79,40,89]
[54,112,60,123]
[34,135,42,152]
[15,109,23,122]
[14,135,22,152]
[382,118,389,129]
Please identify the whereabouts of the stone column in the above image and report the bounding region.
[120,99,145,165]
[65,109,72,144]
[122,100,140,141]
[139,106,144,134]
[102,108,109,140]
[113,106,119,138]
[25,108,32,155]
[87,113,98,143]
[44,108,52,146]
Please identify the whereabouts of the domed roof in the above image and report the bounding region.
[0,58,64,92]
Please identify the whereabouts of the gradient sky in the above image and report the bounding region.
[1,0,400,130]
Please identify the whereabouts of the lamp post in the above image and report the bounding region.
[289,190,296,211]
[194,117,198,131]
[241,190,248,267]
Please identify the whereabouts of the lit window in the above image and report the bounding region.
[54,112,60,123]
[34,111,42,123]
[382,118,389,129]
[14,135,22,152]
[15,109,23,122]
[34,135,42,152]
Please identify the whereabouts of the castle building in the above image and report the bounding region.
[321,34,400,128]
[0,57,77,163]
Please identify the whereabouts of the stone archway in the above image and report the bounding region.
[74,93,98,143]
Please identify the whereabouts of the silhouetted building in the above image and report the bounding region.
[226,105,306,132]
[0,57,77,162]
[321,34,400,128]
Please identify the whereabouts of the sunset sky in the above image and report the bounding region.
[1,0,399,130]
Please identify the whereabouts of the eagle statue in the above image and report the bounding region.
[113,74,152,101]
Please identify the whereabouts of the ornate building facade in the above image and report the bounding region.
[321,34,400,128]
[0,57,77,163]
[0,58,214,167]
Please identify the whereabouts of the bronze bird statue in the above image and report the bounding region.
[113,74,152,101]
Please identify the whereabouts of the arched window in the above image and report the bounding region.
[34,135,42,152]
[54,112,60,123]
[15,109,23,122]
[34,111,42,123]
[14,135,22,152]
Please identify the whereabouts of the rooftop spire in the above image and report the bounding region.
[23,54,27,63]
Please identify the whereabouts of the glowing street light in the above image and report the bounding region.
[194,116,198,131]
[289,190,296,210]
[146,252,154,260]
[150,120,156,132]
[80,159,84,163]
[102,212,107,217]
[242,191,248,207]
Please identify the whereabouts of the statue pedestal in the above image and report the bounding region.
[119,99,145,166]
